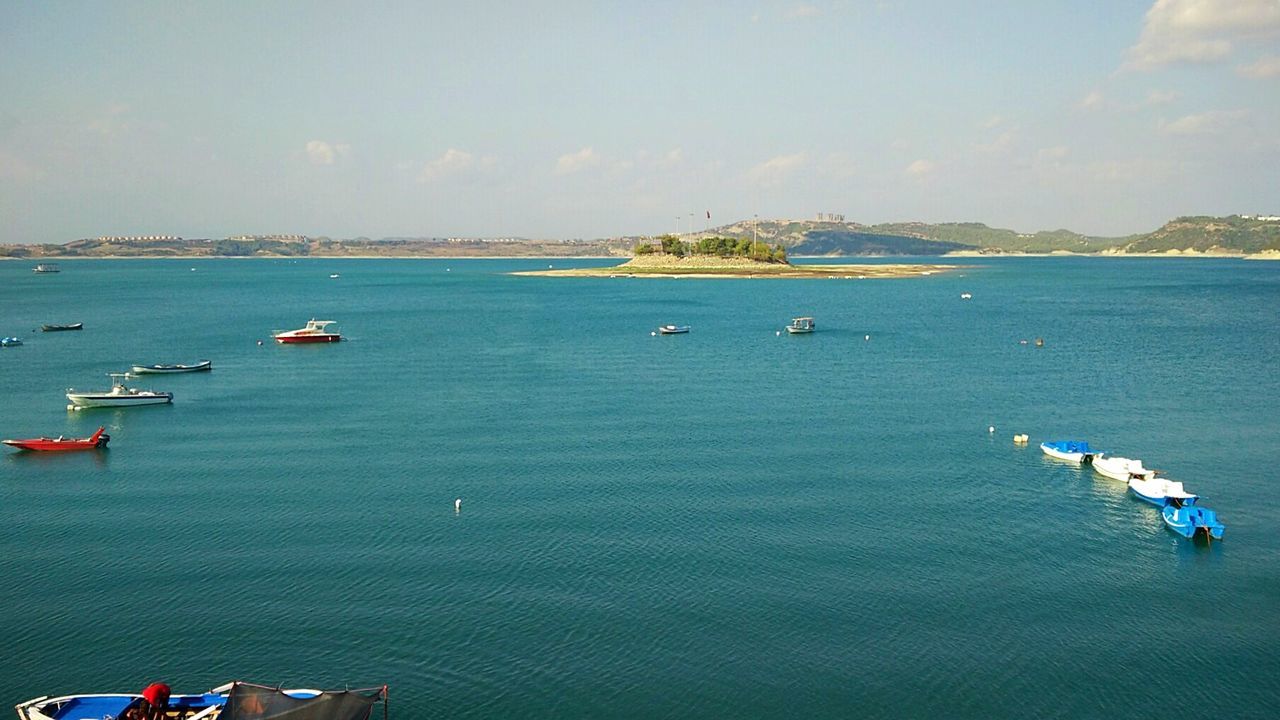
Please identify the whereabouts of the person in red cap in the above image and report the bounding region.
[133,682,170,720]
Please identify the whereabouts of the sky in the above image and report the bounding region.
[1,0,1278,242]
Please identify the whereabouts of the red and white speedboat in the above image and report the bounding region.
[3,426,110,452]
[274,319,341,344]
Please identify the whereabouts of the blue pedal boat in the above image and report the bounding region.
[1039,440,1099,463]
[16,681,387,720]
[1162,504,1225,541]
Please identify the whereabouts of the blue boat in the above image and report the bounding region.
[16,681,387,720]
[1,336,23,347]
[1039,440,1099,463]
[1162,504,1225,541]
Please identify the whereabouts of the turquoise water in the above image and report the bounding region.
[2,257,1278,718]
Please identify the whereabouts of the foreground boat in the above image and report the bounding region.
[41,323,82,332]
[658,324,690,334]
[3,427,109,452]
[16,680,387,720]
[130,360,212,374]
[274,319,341,344]
[1162,504,1225,541]
[786,317,815,334]
[1,337,22,347]
[33,263,60,273]
[66,374,173,409]
[1040,440,1099,463]
[1092,455,1157,482]
[1128,477,1198,508]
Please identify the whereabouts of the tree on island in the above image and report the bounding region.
[633,235,787,263]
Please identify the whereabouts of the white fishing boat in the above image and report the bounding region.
[786,317,815,334]
[1092,455,1156,482]
[658,324,690,334]
[66,373,173,409]
[274,319,341,344]
[129,360,212,374]
[33,263,60,273]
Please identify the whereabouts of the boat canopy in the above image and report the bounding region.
[1044,440,1093,454]
[222,682,386,720]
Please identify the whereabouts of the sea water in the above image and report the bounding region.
[1,257,1278,718]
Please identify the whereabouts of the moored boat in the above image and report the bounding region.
[3,426,109,452]
[41,323,83,332]
[130,360,212,374]
[1,336,22,347]
[15,680,387,720]
[1040,440,1099,463]
[33,263,60,273]
[1092,455,1157,481]
[658,324,690,334]
[66,374,173,409]
[786,317,815,334]
[1128,477,1198,508]
[274,319,341,344]
[1162,504,1225,541]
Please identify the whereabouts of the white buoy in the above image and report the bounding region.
[454,498,462,513]
[257,340,263,346]
[988,426,995,434]
[776,330,781,336]
[865,334,870,341]
[651,331,656,336]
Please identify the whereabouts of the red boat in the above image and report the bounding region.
[2,426,110,452]
[273,319,341,344]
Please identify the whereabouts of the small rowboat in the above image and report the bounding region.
[658,324,690,334]
[130,360,212,374]
[1,337,22,347]
[41,323,83,332]
[3,426,109,452]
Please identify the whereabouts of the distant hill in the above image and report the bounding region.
[3,215,1278,258]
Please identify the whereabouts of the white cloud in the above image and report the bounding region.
[1146,89,1181,104]
[1080,90,1104,109]
[1237,54,1280,77]
[306,140,349,165]
[905,159,936,177]
[1037,146,1070,161]
[1124,0,1280,70]
[787,4,821,19]
[419,148,476,182]
[746,153,805,187]
[975,130,1018,155]
[981,115,1004,129]
[554,147,600,175]
[1158,109,1247,135]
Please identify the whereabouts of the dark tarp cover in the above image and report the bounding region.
[221,682,385,720]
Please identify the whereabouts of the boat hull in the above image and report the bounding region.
[66,393,172,408]
[130,361,212,373]
[658,326,690,334]
[41,323,82,332]
[275,334,341,343]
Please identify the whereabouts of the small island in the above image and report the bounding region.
[513,235,957,279]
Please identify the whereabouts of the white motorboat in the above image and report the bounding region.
[1092,455,1156,482]
[274,319,341,344]
[66,373,173,409]
[658,324,690,334]
[786,317,815,334]
[1128,477,1198,508]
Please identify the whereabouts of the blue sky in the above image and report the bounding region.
[1,0,1277,242]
